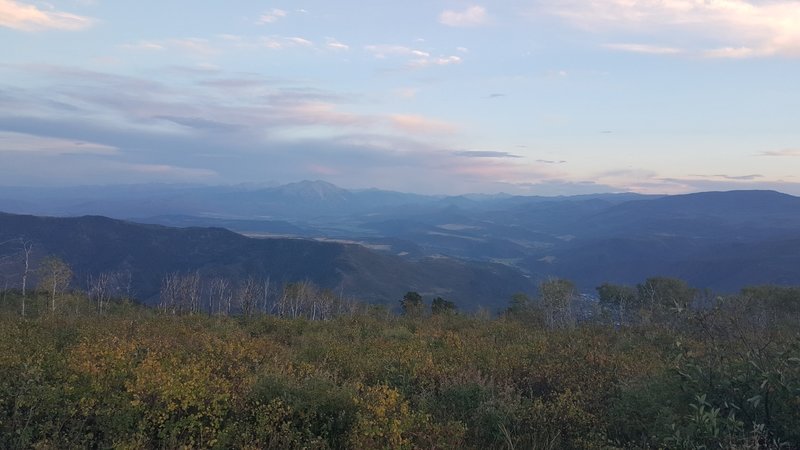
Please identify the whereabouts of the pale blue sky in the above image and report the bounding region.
[1,0,799,194]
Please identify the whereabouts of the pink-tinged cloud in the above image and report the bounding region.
[390,115,458,135]
[0,131,118,155]
[443,155,571,186]
[283,103,366,127]
[119,162,217,178]
[703,46,757,58]
[548,0,800,58]
[762,148,800,157]
[439,6,489,27]
[3,64,373,132]
[0,0,93,31]
[257,8,287,24]
[449,163,521,179]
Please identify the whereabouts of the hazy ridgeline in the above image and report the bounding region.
[1,277,798,449]
[5,188,800,298]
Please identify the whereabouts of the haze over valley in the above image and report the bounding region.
[2,182,800,306]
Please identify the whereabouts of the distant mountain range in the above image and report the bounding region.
[1,182,799,297]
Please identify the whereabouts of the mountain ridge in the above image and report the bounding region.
[0,211,534,310]
[1,184,799,296]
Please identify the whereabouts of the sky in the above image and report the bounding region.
[1,0,799,195]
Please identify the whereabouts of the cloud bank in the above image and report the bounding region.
[548,0,800,58]
[0,0,93,31]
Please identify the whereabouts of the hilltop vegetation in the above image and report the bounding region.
[1,280,798,449]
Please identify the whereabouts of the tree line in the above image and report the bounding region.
[0,238,364,320]
[158,273,361,320]
[2,237,799,330]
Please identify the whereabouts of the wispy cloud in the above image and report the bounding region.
[326,38,349,51]
[536,159,567,164]
[703,47,759,59]
[454,150,521,158]
[718,174,762,181]
[0,131,118,155]
[761,148,800,157]
[604,43,683,55]
[0,64,588,194]
[122,35,321,56]
[121,41,166,51]
[196,77,275,90]
[365,45,430,59]
[0,64,367,136]
[408,55,462,68]
[121,38,215,56]
[260,36,314,49]
[0,0,93,31]
[690,173,764,181]
[439,5,488,27]
[257,8,287,25]
[390,114,458,135]
[365,44,462,69]
[547,0,800,58]
[153,116,239,133]
[116,162,216,178]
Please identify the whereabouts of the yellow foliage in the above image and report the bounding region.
[350,384,415,449]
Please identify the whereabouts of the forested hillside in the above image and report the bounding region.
[0,212,534,310]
